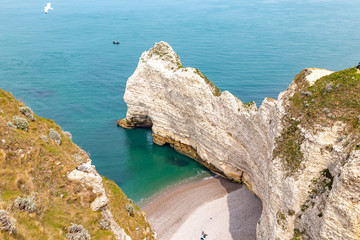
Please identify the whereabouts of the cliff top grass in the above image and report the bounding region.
[194,68,221,97]
[290,67,360,133]
[0,89,154,239]
[274,67,360,176]
[146,41,183,69]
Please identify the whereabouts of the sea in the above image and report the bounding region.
[1,0,359,204]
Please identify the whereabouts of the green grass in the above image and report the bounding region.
[194,68,221,96]
[274,67,360,175]
[290,228,304,240]
[243,101,256,107]
[290,67,360,132]
[273,117,304,176]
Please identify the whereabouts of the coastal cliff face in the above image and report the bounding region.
[120,42,360,239]
[0,89,155,239]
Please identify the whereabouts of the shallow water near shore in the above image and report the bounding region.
[1,0,360,203]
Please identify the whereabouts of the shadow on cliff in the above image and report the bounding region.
[219,178,263,240]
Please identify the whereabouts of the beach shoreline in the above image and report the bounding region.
[138,172,215,209]
[143,176,262,240]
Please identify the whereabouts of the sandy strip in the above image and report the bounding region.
[143,176,262,240]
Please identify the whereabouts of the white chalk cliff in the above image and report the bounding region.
[120,42,360,239]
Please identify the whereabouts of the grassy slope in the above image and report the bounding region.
[0,89,154,239]
[274,67,360,176]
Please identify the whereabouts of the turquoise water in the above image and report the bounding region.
[1,0,360,203]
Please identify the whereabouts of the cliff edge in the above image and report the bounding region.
[0,89,155,239]
[119,41,360,239]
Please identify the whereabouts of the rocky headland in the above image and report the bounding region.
[0,89,155,239]
[119,41,360,239]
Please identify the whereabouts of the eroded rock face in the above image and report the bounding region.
[68,161,132,240]
[120,42,360,239]
[68,160,109,211]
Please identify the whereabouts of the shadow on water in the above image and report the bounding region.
[122,127,153,149]
[219,178,263,240]
[165,156,189,167]
[120,127,212,202]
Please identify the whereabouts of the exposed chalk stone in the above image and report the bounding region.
[304,68,333,86]
[117,118,152,129]
[76,162,92,172]
[68,161,108,211]
[102,209,132,240]
[63,131,72,140]
[67,163,132,239]
[301,91,312,97]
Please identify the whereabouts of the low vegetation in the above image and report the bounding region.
[125,204,134,217]
[273,117,304,176]
[102,178,154,239]
[147,42,183,69]
[13,193,37,213]
[19,107,35,121]
[274,67,360,175]
[0,210,16,235]
[66,224,91,240]
[12,116,28,131]
[194,68,221,96]
[289,68,360,133]
[291,228,305,240]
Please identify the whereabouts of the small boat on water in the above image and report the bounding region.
[113,41,120,45]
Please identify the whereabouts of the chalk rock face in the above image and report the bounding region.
[68,161,132,240]
[121,41,360,239]
[102,209,132,240]
[68,160,109,211]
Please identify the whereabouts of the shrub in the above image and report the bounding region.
[49,128,61,145]
[273,117,304,176]
[19,107,36,121]
[99,218,109,230]
[12,116,28,130]
[125,204,134,216]
[14,193,37,213]
[0,210,16,234]
[66,223,91,240]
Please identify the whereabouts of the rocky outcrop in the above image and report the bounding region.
[68,161,132,240]
[120,41,360,239]
[102,209,132,240]
[68,161,109,212]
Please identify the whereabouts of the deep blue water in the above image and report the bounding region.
[1,0,360,203]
